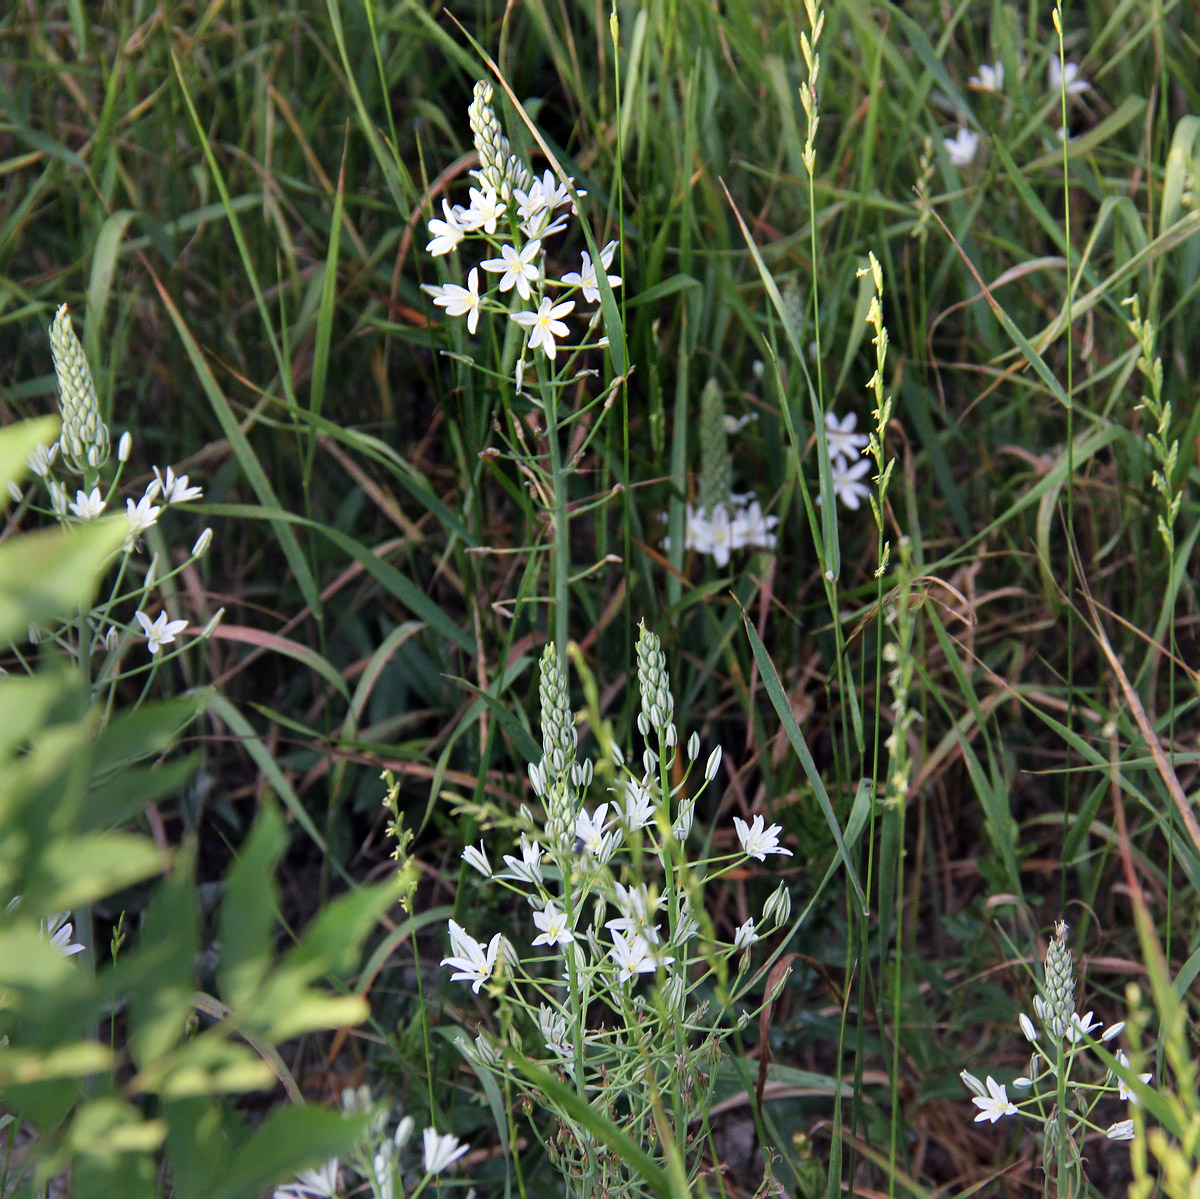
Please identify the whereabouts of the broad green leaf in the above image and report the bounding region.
[0,519,126,643]
[128,844,198,1069]
[29,833,165,913]
[90,693,209,778]
[208,1106,370,1199]
[218,803,285,1011]
[0,416,59,494]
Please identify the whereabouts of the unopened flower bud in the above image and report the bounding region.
[191,527,213,558]
[687,731,700,760]
[201,607,225,638]
[762,880,792,928]
[6,482,21,504]
[704,745,723,783]
[118,431,132,462]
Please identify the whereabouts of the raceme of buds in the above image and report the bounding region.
[635,622,675,731]
[49,304,109,474]
[697,378,732,517]
[467,80,532,200]
[538,644,577,780]
[1042,920,1075,1038]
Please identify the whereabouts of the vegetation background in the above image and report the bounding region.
[2,0,1198,1195]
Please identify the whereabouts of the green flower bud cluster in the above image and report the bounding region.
[538,644,577,782]
[1041,919,1076,1038]
[49,304,109,474]
[697,378,731,517]
[635,622,674,733]
[468,80,532,201]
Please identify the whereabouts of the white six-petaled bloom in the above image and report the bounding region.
[734,814,793,861]
[68,487,105,520]
[271,1159,340,1199]
[621,779,656,830]
[532,902,574,948]
[734,918,758,951]
[154,465,204,504]
[511,295,574,360]
[824,410,870,464]
[459,185,506,234]
[971,1076,1018,1123]
[441,920,502,993]
[426,198,467,256]
[124,494,162,544]
[817,456,873,511]
[482,239,543,301]
[136,610,188,655]
[608,929,672,982]
[559,241,622,304]
[605,882,664,944]
[501,838,544,885]
[944,127,981,166]
[573,802,613,858]
[731,499,778,552]
[27,441,59,477]
[968,61,1005,92]
[424,267,483,334]
[42,913,85,957]
[461,842,492,877]
[1116,1052,1153,1104]
[1048,57,1090,96]
[1066,1010,1101,1043]
[422,1126,469,1175]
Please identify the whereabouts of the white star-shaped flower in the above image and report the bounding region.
[500,838,543,886]
[422,1127,469,1175]
[124,494,162,545]
[458,186,505,234]
[481,239,543,301]
[1116,1052,1153,1104]
[154,465,204,503]
[944,127,980,166]
[1048,57,1090,96]
[733,814,793,861]
[26,441,59,477]
[971,1076,1018,1123]
[824,410,870,464]
[1065,1010,1101,1043]
[136,610,189,655]
[511,295,574,360]
[41,913,85,957]
[620,779,656,830]
[425,198,467,256]
[817,457,872,511]
[731,499,778,553]
[423,267,483,334]
[573,803,612,857]
[968,61,1005,92]
[68,487,106,520]
[608,930,671,983]
[441,920,502,993]
[461,842,492,877]
[734,918,758,951]
[605,883,663,944]
[272,1160,340,1199]
[559,241,622,304]
[532,902,574,948]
